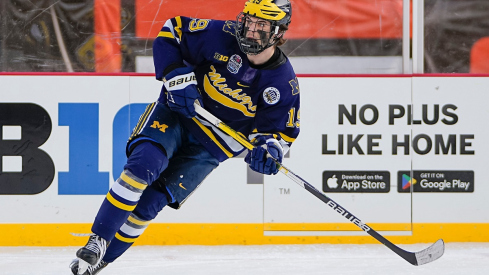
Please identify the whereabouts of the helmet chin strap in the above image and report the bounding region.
[274,26,279,35]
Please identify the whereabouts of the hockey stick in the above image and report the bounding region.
[194,103,444,266]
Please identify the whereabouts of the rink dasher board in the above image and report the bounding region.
[0,75,487,245]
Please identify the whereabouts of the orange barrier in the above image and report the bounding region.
[134,0,404,39]
[470,37,489,73]
[94,0,121,72]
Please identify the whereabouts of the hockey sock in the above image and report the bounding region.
[103,185,170,263]
[92,142,168,241]
[101,213,151,263]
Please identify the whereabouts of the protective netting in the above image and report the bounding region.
[424,0,489,73]
[0,0,487,73]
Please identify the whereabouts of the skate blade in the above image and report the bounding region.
[77,259,89,275]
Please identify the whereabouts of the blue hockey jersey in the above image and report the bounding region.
[153,16,300,162]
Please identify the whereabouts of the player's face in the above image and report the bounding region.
[244,16,272,45]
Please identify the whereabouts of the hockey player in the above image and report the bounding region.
[70,0,299,274]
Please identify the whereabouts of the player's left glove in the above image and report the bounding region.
[163,67,203,118]
[245,135,284,175]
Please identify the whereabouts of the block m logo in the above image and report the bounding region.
[150,121,169,132]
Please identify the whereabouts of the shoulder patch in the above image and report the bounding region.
[289,77,300,95]
[222,20,236,36]
[263,87,281,105]
[188,19,211,32]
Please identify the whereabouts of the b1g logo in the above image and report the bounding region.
[0,103,266,195]
[0,103,55,194]
[0,103,148,195]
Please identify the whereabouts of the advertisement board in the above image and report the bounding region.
[0,75,487,245]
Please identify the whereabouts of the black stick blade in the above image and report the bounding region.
[414,239,445,266]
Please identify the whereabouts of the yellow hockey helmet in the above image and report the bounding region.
[236,0,292,55]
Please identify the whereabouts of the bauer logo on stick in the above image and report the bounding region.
[263,87,280,105]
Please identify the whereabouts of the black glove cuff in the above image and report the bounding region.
[162,63,186,78]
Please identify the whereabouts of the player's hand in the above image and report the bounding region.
[163,67,203,118]
[245,135,283,175]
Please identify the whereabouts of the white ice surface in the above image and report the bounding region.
[0,243,488,275]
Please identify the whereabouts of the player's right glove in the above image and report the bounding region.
[245,135,284,175]
[163,67,203,118]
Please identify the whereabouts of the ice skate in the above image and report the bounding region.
[69,258,108,275]
[75,234,109,274]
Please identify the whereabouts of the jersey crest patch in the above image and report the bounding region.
[227,54,243,74]
[263,87,280,105]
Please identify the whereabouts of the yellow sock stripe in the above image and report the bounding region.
[157,31,174,39]
[131,102,156,139]
[192,118,234,157]
[115,232,138,243]
[106,192,137,212]
[128,215,151,226]
[120,172,148,191]
[174,16,183,41]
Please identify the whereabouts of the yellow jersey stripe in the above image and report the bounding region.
[132,102,155,138]
[131,105,148,138]
[128,215,151,226]
[120,172,148,191]
[192,118,234,158]
[106,192,137,212]
[250,130,296,143]
[278,132,296,143]
[115,232,137,243]
[175,16,183,41]
[157,31,174,39]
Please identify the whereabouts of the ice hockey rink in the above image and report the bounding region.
[1,1,489,275]
[1,243,488,275]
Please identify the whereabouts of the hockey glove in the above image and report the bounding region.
[163,67,203,118]
[245,135,284,175]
